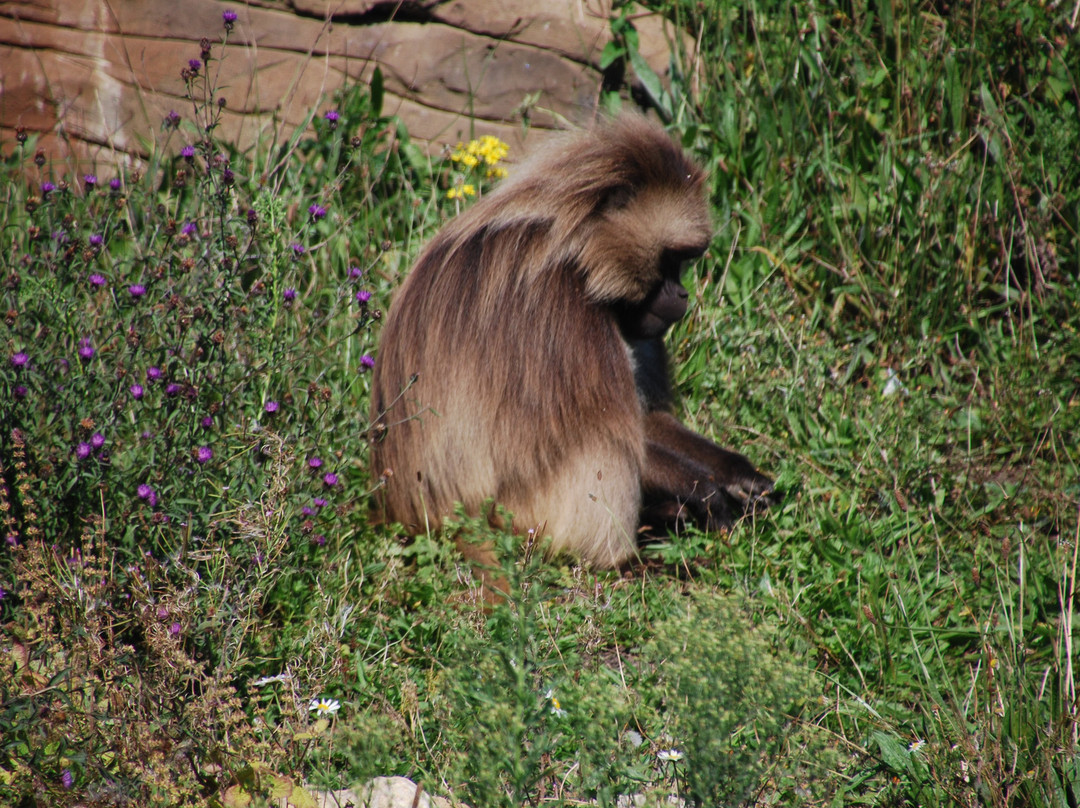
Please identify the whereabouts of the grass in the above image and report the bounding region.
[1,0,1078,806]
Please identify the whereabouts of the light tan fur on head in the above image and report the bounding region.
[370,114,712,568]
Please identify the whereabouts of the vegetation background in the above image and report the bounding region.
[1,0,1077,806]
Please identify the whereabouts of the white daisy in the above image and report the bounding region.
[309,697,341,715]
[545,689,567,718]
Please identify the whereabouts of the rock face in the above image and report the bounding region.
[0,0,686,173]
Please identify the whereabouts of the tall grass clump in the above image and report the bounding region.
[649,0,1078,344]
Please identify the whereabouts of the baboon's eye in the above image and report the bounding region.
[661,246,706,277]
[598,185,634,213]
[663,245,707,262]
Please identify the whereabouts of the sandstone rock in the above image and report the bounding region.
[0,0,690,174]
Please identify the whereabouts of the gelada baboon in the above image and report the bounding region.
[370,114,773,576]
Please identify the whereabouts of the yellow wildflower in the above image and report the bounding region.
[446,184,476,200]
[451,136,509,169]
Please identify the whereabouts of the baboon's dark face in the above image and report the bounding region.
[616,247,705,339]
[578,170,712,310]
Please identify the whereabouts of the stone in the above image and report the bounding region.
[0,0,691,174]
[311,776,452,808]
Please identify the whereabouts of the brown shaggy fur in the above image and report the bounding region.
[371,114,767,570]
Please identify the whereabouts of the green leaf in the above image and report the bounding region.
[944,51,965,133]
[867,66,889,89]
[222,784,252,808]
[268,774,294,799]
[599,41,624,71]
[1045,75,1070,105]
[628,47,670,120]
[978,82,1005,161]
[289,785,320,808]
[877,2,893,31]
[601,91,622,117]
[873,731,909,773]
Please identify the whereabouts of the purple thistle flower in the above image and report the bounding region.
[313,497,328,508]
[147,366,162,381]
[14,385,27,399]
[308,456,323,469]
[359,354,375,371]
[323,472,339,487]
[196,446,213,464]
[41,181,55,194]
[313,534,327,547]
[77,338,94,361]
[130,383,144,399]
[264,400,279,413]
[201,415,213,429]
[89,273,107,287]
[137,483,158,507]
[165,383,182,396]
[76,442,92,460]
[223,9,238,25]
[164,110,181,129]
[11,351,28,368]
[290,243,306,258]
[348,265,363,280]
[283,288,297,302]
[355,289,372,304]
[181,144,196,160]
[109,177,122,191]
[170,622,181,636]
[89,233,104,247]
[302,506,316,517]
[188,59,201,73]
[83,174,97,188]
[129,284,147,298]
[324,109,340,123]
[61,770,73,790]
[181,221,197,238]
[308,203,327,220]
[91,432,105,449]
